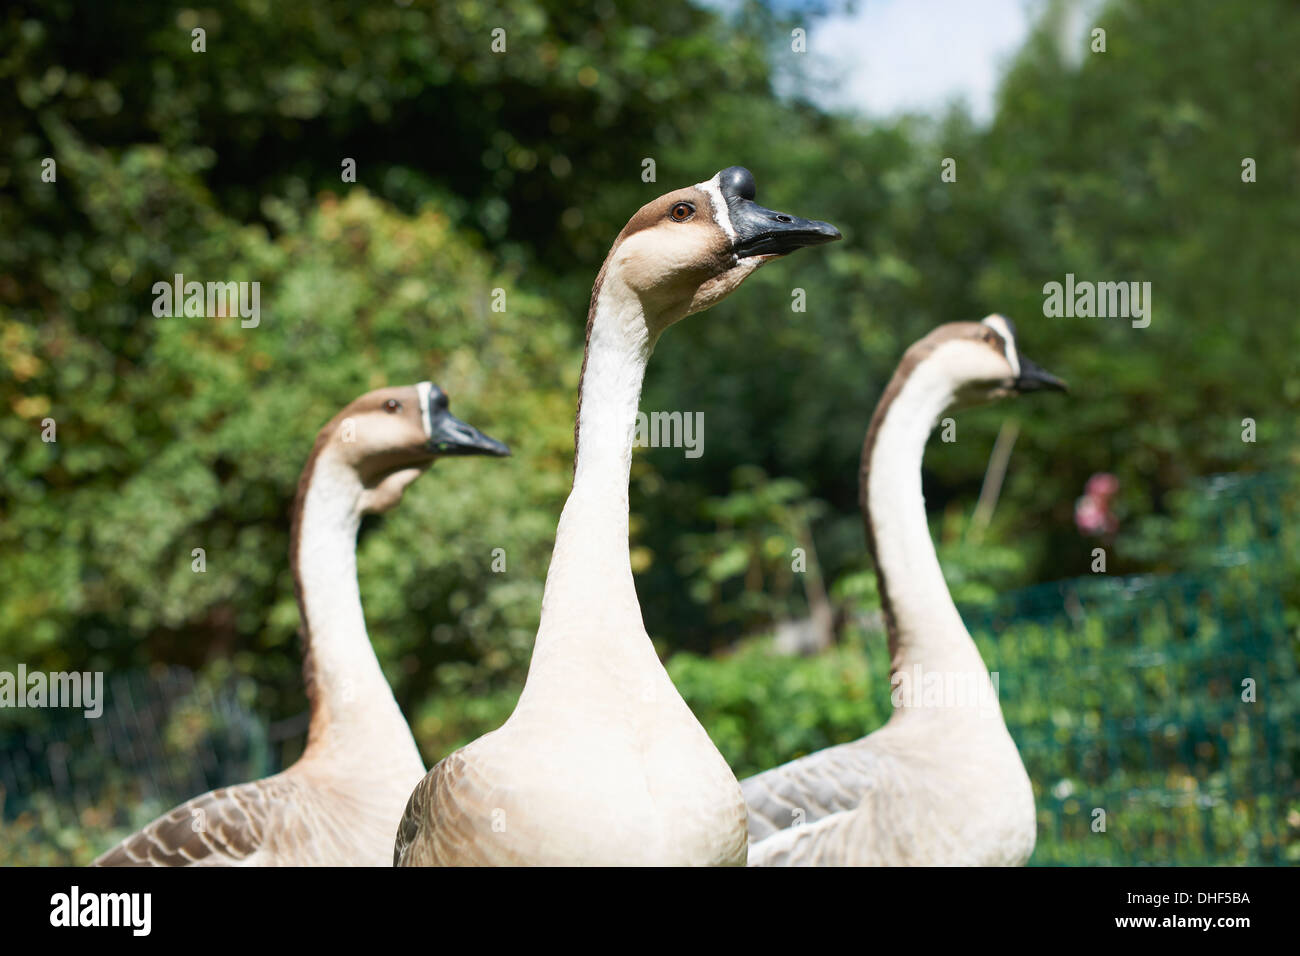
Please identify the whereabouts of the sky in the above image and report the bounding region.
[802,0,1037,122]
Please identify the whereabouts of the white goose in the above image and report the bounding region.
[395,167,840,866]
[743,316,1065,866]
[94,382,508,866]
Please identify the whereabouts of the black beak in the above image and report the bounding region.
[427,408,510,457]
[716,166,841,259]
[1015,356,1068,394]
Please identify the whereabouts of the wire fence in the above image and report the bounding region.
[0,667,307,864]
[965,471,1299,864]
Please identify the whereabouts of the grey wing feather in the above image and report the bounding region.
[393,770,430,865]
[747,807,861,866]
[394,752,467,866]
[93,778,294,867]
[395,748,505,866]
[742,741,885,842]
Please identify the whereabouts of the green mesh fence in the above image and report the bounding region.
[0,667,284,864]
[964,472,1299,865]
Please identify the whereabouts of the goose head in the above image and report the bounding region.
[320,381,509,514]
[602,165,840,331]
[912,314,1067,409]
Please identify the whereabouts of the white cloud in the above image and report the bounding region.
[803,0,1036,122]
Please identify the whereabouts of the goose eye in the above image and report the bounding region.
[669,202,695,222]
[384,399,402,413]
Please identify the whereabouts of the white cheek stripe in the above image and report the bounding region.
[694,173,736,243]
[981,314,1020,377]
[416,381,434,438]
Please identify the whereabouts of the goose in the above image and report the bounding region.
[743,316,1066,866]
[93,382,509,866]
[394,167,840,866]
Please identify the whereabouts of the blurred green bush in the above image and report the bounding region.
[0,125,577,729]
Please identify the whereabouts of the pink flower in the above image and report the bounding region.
[1075,473,1120,536]
[1075,497,1106,535]
[1085,472,1119,500]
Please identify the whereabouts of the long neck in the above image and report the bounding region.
[530,273,658,668]
[860,360,994,713]
[572,275,654,503]
[292,450,416,755]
